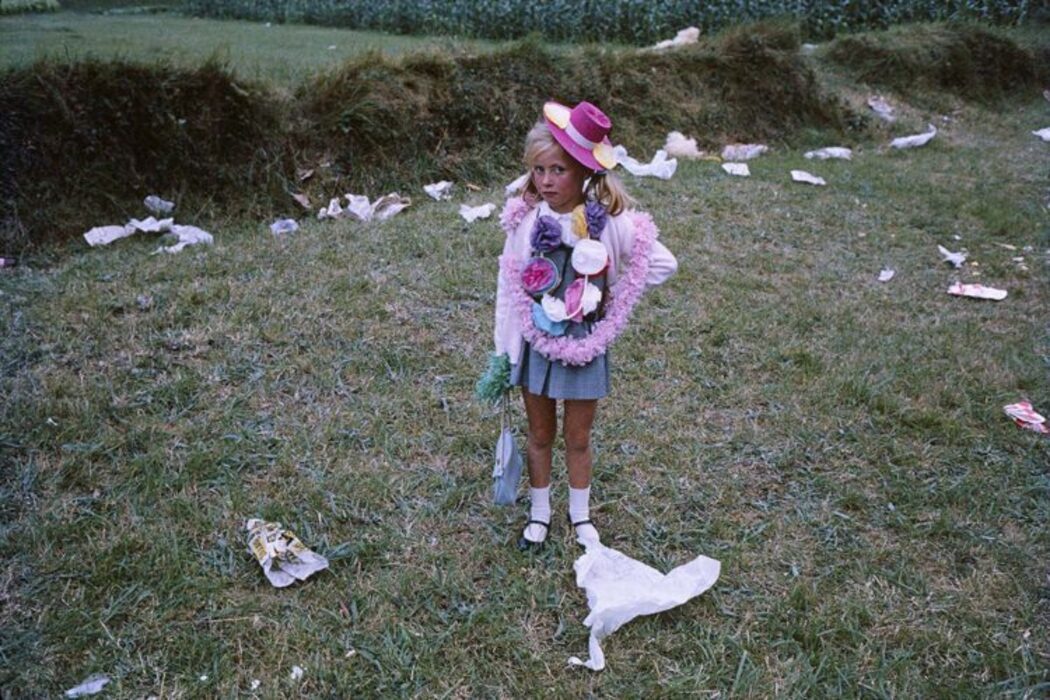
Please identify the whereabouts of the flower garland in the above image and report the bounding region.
[499,202,657,366]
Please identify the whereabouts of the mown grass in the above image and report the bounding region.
[2,72,1048,696]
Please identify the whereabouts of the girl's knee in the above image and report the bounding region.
[528,430,555,451]
[563,429,591,453]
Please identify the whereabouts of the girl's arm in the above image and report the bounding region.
[605,211,678,290]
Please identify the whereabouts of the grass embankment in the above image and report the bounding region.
[1,14,1049,698]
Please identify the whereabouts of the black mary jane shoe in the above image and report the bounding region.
[516,519,550,552]
[567,514,599,546]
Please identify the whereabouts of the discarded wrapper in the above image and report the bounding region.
[947,282,1006,301]
[867,95,896,123]
[65,675,110,698]
[890,125,937,149]
[318,193,410,222]
[128,216,174,233]
[663,131,705,159]
[937,244,966,268]
[460,203,496,223]
[143,195,175,215]
[650,26,699,51]
[613,146,677,179]
[269,218,299,236]
[246,518,329,588]
[568,541,720,671]
[791,170,826,186]
[1032,127,1050,143]
[1003,401,1050,435]
[804,147,852,160]
[878,268,895,282]
[721,143,767,161]
[84,225,135,247]
[423,181,454,201]
[153,225,213,255]
[721,162,750,177]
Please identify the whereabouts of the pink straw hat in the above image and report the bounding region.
[543,100,619,172]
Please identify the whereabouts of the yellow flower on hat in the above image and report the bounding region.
[571,204,588,239]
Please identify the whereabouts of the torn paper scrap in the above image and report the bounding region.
[890,124,937,149]
[721,162,750,177]
[318,197,343,221]
[878,268,895,282]
[344,193,411,222]
[459,203,496,223]
[84,225,136,247]
[1003,401,1050,435]
[505,173,529,196]
[153,225,214,255]
[947,282,1006,301]
[65,675,110,698]
[290,666,305,681]
[867,95,896,123]
[1032,128,1050,142]
[664,131,705,159]
[291,192,311,210]
[423,180,454,201]
[721,143,767,161]
[270,218,299,236]
[937,244,966,268]
[791,170,826,186]
[650,26,699,51]
[246,519,329,588]
[127,217,174,233]
[567,542,720,671]
[143,195,174,215]
[804,147,852,160]
[612,145,677,179]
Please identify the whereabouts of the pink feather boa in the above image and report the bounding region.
[498,197,656,367]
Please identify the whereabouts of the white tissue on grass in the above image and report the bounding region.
[650,26,699,51]
[423,180,454,200]
[505,172,530,196]
[791,170,826,186]
[721,143,767,161]
[878,268,896,282]
[947,282,1007,301]
[937,244,966,268]
[459,203,496,223]
[290,666,305,681]
[613,145,677,179]
[567,541,720,671]
[890,125,937,149]
[804,147,852,160]
[153,225,214,255]
[318,197,343,220]
[319,193,411,222]
[84,225,136,247]
[1032,127,1050,142]
[64,675,110,698]
[269,219,299,236]
[663,131,705,159]
[721,162,750,177]
[867,95,896,123]
[128,217,174,233]
[143,195,174,215]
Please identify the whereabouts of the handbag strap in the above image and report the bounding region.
[500,392,511,434]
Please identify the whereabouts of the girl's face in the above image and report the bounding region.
[531,146,589,214]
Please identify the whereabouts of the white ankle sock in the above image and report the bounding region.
[569,486,600,544]
[524,486,551,542]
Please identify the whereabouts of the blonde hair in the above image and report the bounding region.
[521,120,634,216]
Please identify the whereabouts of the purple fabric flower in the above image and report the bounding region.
[585,200,607,240]
[530,215,562,253]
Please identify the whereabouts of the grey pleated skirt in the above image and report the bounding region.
[510,331,611,401]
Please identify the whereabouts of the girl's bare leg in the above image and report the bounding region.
[521,389,557,544]
[564,399,600,543]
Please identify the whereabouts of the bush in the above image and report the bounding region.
[0,0,59,14]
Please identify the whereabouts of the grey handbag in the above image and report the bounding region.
[492,395,523,505]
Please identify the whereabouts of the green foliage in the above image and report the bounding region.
[182,0,1039,43]
[0,0,59,14]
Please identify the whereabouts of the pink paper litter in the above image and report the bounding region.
[1003,401,1050,435]
[947,282,1007,301]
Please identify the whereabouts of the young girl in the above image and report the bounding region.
[493,100,678,550]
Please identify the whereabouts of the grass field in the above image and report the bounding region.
[2,9,1049,699]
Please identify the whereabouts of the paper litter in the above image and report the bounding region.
[800,43,818,55]
[878,268,895,282]
[290,666,305,681]
[612,145,677,179]
[128,217,174,233]
[318,193,411,222]
[143,195,174,215]
[152,224,214,255]
[663,131,705,159]
[650,26,699,51]
[246,519,329,587]
[1032,127,1050,142]
[291,192,312,209]
[318,197,343,220]
[269,218,299,236]
[805,147,852,160]
[567,541,720,671]
[937,244,966,268]
[84,225,136,247]
[721,143,768,161]
[721,162,750,177]
[424,180,454,201]
[890,124,937,149]
[867,95,896,123]
[505,173,530,196]
[1003,401,1050,435]
[459,203,496,223]
[64,675,110,698]
[791,170,826,186]
[947,282,1006,301]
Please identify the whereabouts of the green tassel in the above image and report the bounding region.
[475,352,511,405]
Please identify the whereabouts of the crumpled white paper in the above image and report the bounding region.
[791,170,826,186]
[721,162,750,177]
[804,147,852,160]
[153,225,214,254]
[84,225,135,247]
[878,268,896,282]
[318,197,343,220]
[423,180,454,200]
[64,674,110,698]
[269,218,299,236]
[650,26,699,51]
[721,143,767,161]
[937,244,966,268]
[613,146,677,179]
[318,193,411,222]
[246,519,329,588]
[947,282,1006,301]
[664,131,705,159]
[567,541,720,671]
[128,217,174,233]
[1032,127,1050,142]
[143,195,174,215]
[890,125,937,149]
[867,95,896,123]
[459,203,496,223]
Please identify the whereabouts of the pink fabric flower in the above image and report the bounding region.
[521,257,559,297]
